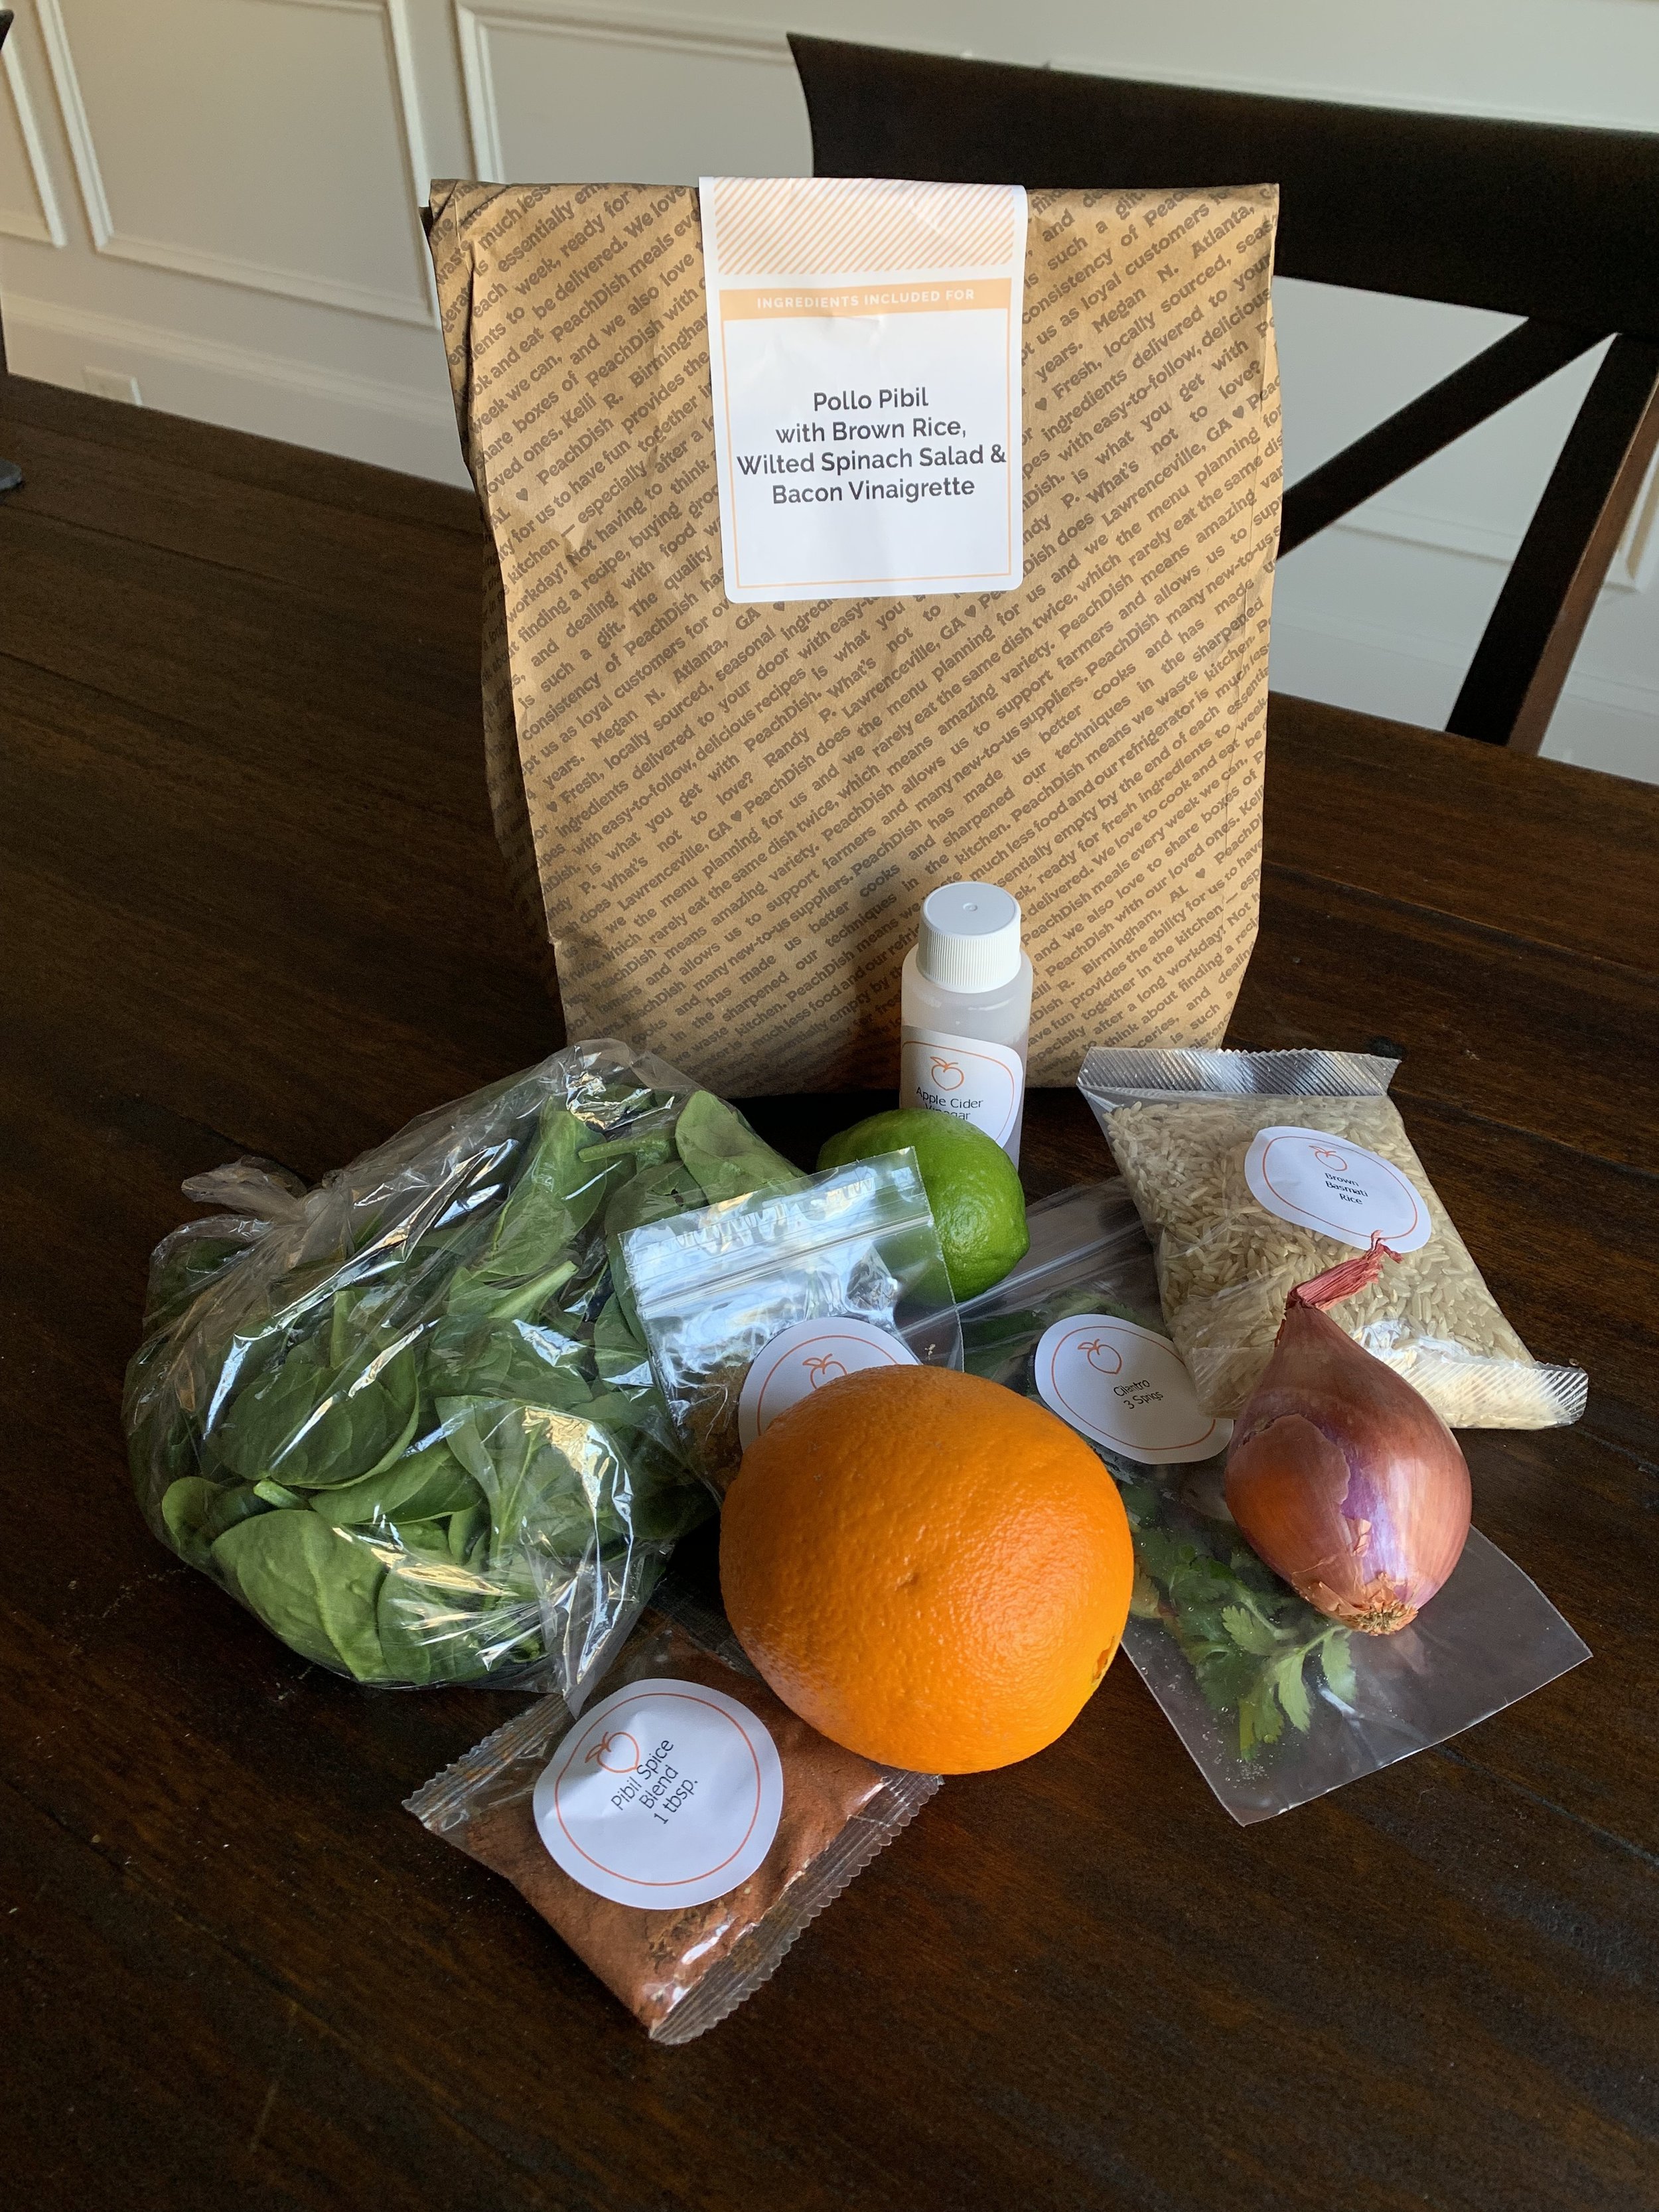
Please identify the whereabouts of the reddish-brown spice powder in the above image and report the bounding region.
[422,1616,916,2034]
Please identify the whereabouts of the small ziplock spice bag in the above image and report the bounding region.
[1079,1047,1587,1429]
[124,1039,808,1697]
[406,1589,940,2041]
[958,1182,1590,1823]
[617,1152,961,1497]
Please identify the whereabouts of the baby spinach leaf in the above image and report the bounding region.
[593,1293,650,1384]
[161,1474,272,1567]
[447,1501,489,1563]
[439,1397,626,1563]
[579,1388,660,1438]
[214,1335,421,1490]
[672,1092,805,1205]
[424,1311,591,1404]
[212,1511,392,1681]
[200,1481,271,1547]
[443,1255,579,1324]
[253,1479,307,1509]
[619,1440,715,1545]
[476,1106,612,1273]
[144,1232,261,1335]
[161,1476,226,1569]
[307,1438,481,1528]
[387,1518,455,1559]
[328,1286,362,1368]
[603,1158,705,1241]
[374,1554,543,1686]
[127,1368,200,1499]
[578,1133,673,1175]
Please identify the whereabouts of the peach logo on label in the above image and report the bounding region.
[1243,1125,1433,1252]
[534,1678,784,1910]
[900,1029,1024,1149]
[1080,1337,1123,1375]
[737,1316,918,1449]
[585,1730,640,1775]
[1035,1315,1232,1465]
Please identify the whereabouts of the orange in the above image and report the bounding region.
[719,1364,1135,1774]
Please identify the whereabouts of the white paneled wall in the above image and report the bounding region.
[0,0,1654,778]
[455,8,808,183]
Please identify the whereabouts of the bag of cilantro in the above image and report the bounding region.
[958,1183,1589,1823]
[124,1040,805,1699]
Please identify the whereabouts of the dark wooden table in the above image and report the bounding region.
[3,373,1656,2212]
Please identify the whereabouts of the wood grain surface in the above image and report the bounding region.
[3,374,1656,2212]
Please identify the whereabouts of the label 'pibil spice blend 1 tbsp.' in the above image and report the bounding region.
[407,1605,939,2042]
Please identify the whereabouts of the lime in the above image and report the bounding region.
[818,1108,1029,1300]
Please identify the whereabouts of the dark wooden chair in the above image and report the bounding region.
[0,11,21,497]
[788,36,1659,755]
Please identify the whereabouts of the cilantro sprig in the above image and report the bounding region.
[1122,1482,1355,1759]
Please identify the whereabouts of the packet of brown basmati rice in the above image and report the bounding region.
[1078,1048,1586,1429]
[406,1589,938,2041]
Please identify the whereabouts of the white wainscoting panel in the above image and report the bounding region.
[455,3,809,185]
[36,0,435,323]
[3,287,461,472]
[0,31,66,244]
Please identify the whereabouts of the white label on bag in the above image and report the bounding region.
[1035,1315,1232,1465]
[533,1677,783,1909]
[700,176,1026,602]
[1243,1124,1433,1252]
[737,1315,918,1450]
[899,1029,1025,1155]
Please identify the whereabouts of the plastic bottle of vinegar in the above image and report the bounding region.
[899,882,1033,1165]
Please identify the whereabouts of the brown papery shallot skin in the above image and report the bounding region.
[1224,1299,1472,1635]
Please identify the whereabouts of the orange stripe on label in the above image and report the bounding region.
[719,279,1012,321]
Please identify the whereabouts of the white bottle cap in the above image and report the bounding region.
[916,881,1023,992]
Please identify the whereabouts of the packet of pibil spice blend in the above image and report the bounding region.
[406,1590,939,2040]
[958,1182,1589,1823]
[617,1151,960,1497]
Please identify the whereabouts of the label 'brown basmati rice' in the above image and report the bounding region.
[1079,1048,1587,1430]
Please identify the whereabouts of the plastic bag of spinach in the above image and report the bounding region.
[958,1183,1589,1823]
[125,1040,806,1697]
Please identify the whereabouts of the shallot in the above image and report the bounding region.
[1225,1238,1471,1634]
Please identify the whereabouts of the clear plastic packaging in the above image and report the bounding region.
[406,1587,940,2041]
[959,1182,1591,1822]
[619,1151,961,1497]
[124,1040,806,1698]
[1079,1047,1587,1429]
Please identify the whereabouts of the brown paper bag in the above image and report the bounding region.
[429,182,1280,1093]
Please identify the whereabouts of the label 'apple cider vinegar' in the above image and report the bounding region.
[899,883,1033,1164]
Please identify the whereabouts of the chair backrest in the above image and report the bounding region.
[789,37,1659,755]
[0,13,13,387]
